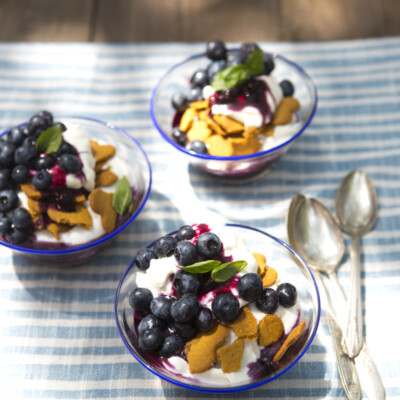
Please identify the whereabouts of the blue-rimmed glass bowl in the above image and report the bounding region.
[115,223,320,393]
[0,116,152,265]
[150,51,317,179]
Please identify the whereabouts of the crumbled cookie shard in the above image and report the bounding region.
[95,159,108,172]
[263,267,278,287]
[273,320,306,362]
[217,339,244,373]
[47,203,93,230]
[228,135,262,156]
[88,188,117,234]
[258,314,284,347]
[257,124,274,137]
[273,97,300,126]
[179,107,196,132]
[186,324,229,374]
[75,194,86,203]
[206,116,226,136]
[190,100,209,110]
[206,135,234,157]
[253,252,267,277]
[187,120,212,142]
[213,114,244,135]
[21,183,41,200]
[227,306,258,342]
[95,167,118,187]
[243,126,258,138]
[47,223,71,240]
[90,140,116,163]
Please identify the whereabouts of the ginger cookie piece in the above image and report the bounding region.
[258,314,284,347]
[273,320,306,363]
[186,324,229,374]
[263,267,278,287]
[197,109,210,121]
[229,135,262,156]
[47,203,93,230]
[95,167,118,187]
[213,115,244,135]
[217,339,244,373]
[257,124,274,137]
[206,116,226,136]
[227,306,258,342]
[205,135,234,157]
[243,126,258,138]
[46,223,71,240]
[190,100,209,110]
[95,159,108,172]
[20,183,41,200]
[187,120,212,142]
[90,140,116,163]
[179,107,196,132]
[26,198,45,230]
[75,194,86,203]
[253,252,267,277]
[273,97,300,126]
[88,188,117,234]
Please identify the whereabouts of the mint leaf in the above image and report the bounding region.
[112,176,133,216]
[36,125,63,154]
[211,260,248,283]
[245,49,264,75]
[211,64,251,91]
[181,260,221,274]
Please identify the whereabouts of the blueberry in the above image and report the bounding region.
[5,227,28,244]
[37,110,53,126]
[153,235,177,258]
[139,328,164,350]
[0,168,12,189]
[11,165,30,184]
[23,136,36,148]
[134,248,157,271]
[0,215,11,235]
[262,53,275,75]
[212,292,240,322]
[226,53,242,67]
[277,283,297,307]
[138,314,167,335]
[35,155,56,170]
[129,287,153,313]
[256,288,279,314]
[14,145,37,167]
[28,113,49,136]
[190,69,209,88]
[173,270,201,296]
[206,40,227,61]
[171,127,187,147]
[150,296,173,321]
[237,273,263,302]
[207,59,227,82]
[0,190,19,212]
[174,241,197,266]
[171,93,189,113]
[56,141,77,156]
[169,321,198,340]
[11,207,32,229]
[176,225,195,241]
[159,334,185,358]
[239,42,260,62]
[32,170,52,190]
[0,141,16,167]
[187,86,204,102]
[194,307,214,331]
[280,80,295,97]
[187,140,208,154]
[59,154,82,174]
[8,126,27,146]
[170,293,199,323]
[196,232,221,258]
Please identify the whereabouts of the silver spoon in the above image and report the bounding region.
[287,194,361,400]
[335,170,378,359]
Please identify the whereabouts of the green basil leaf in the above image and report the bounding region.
[245,49,264,75]
[211,64,252,91]
[112,175,133,216]
[211,260,248,283]
[36,125,63,154]
[180,260,221,274]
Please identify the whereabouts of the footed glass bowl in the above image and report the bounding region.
[150,51,317,179]
[0,116,152,265]
[115,223,320,393]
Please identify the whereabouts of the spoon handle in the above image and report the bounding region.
[315,272,361,400]
[346,235,363,358]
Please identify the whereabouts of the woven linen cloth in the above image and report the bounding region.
[0,39,398,399]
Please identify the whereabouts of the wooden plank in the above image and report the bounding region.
[382,0,400,36]
[0,0,94,42]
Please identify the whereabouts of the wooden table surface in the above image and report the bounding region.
[1,0,400,42]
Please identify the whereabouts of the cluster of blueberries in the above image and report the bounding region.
[129,225,298,359]
[170,40,295,155]
[0,111,81,244]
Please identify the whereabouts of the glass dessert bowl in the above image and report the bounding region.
[150,41,318,179]
[0,114,152,265]
[115,223,320,392]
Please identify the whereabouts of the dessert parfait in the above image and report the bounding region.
[127,223,309,387]
[170,40,303,158]
[0,111,139,250]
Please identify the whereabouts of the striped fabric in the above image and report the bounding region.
[0,38,398,399]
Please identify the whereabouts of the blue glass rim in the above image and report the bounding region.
[0,115,152,256]
[114,223,321,393]
[150,50,318,161]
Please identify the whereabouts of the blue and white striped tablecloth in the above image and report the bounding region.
[0,38,399,399]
